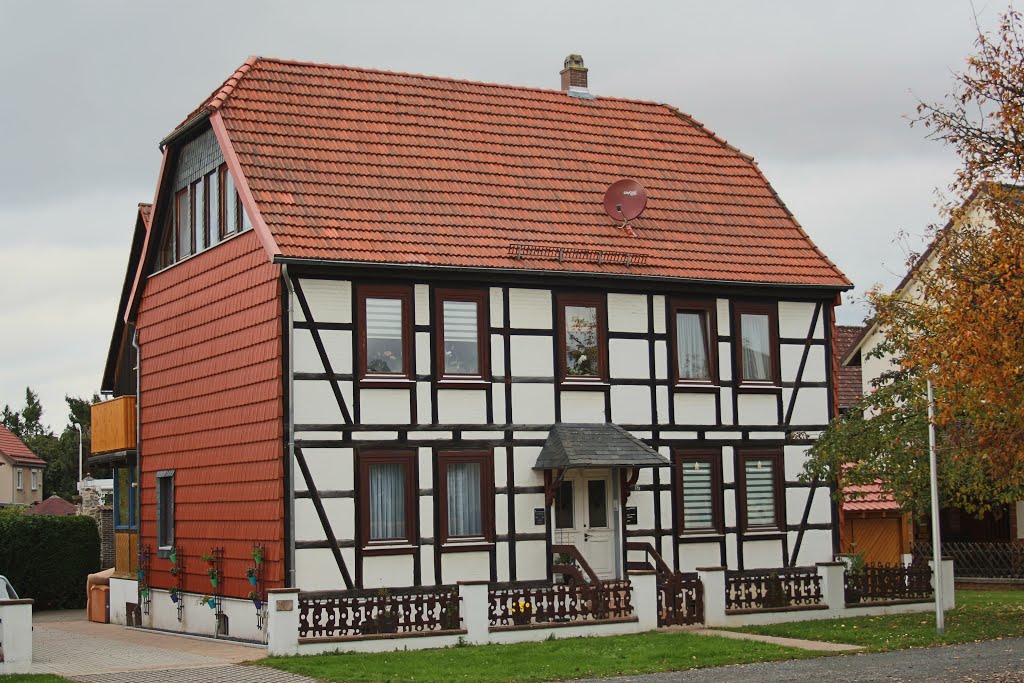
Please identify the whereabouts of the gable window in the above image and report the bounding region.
[676,451,723,534]
[358,285,413,383]
[207,169,220,241]
[15,468,23,490]
[220,164,238,238]
[738,451,784,531]
[30,469,37,491]
[734,302,779,385]
[156,470,175,550]
[557,293,607,383]
[359,451,416,547]
[436,288,489,384]
[175,188,193,260]
[671,299,717,384]
[193,178,207,251]
[438,451,494,544]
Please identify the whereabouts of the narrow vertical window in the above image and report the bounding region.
[193,178,207,252]
[439,451,493,543]
[672,299,718,384]
[554,480,574,529]
[358,286,413,382]
[175,188,192,259]
[115,465,131,528]
[739,451,784,531]
[220,165,237,238]
[156,470,175,550]
[240,195,252,232]
[734,303,779,385]
[207,170,220,242]
[30,470,37,491]
[676,451,722,533]
[557,293,607,382]
[436,289,489,383]
[15,469,23,490]
[157,215,176,269]
[360,451,416,547]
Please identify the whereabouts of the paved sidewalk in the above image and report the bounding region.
[690,627,864,652]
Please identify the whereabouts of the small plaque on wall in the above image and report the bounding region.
[625,507,638,525]
[534,508,546,525]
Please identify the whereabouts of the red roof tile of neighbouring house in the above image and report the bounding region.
[843,482,901,512]
[172,57,851,288]
[0,425,45,466]
[25,495,76,516]
[835,324,865,409]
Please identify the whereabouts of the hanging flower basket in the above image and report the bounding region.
[246,567,259,586]
[169,589,179,604]
[140,588,149,599]
[136,569,145,581]
[169,550,177,564]
[199,595,215,609]
[251,546,263,566]
[200,552,216,566]
[247,590,262,610]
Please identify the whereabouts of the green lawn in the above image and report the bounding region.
[731,590,1024,651]
[262,631,822,683]
[0,676,73,683]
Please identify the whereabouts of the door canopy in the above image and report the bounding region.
[533,423,670,470]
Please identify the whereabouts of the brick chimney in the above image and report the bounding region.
[560,54,588,92]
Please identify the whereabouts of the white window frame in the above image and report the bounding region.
[30,469,37,491]
[15,468,23,490]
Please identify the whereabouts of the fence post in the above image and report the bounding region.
[696,566,726,627]
[816,562,846,615]
[628,570,658,631]
[458,581,490,645]
[929,558,955,610]
[266,588,300,656]
[0,599,33,675]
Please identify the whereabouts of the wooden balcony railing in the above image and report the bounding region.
[91,396,136,455]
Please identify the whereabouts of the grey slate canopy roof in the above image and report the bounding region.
[534,423,670,470]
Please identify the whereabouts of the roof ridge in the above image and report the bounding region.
[207,56,260,111]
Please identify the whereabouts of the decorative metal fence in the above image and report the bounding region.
[844,563,932,603]
[657,572,703,626]
[298,585,461,639]
[725,567,823,611]
[489,579,633,628]
[913,541,1024,579]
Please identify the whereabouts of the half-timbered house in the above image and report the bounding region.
[94,55,851,639]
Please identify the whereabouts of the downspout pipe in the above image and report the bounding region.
[132,328,141,561]
[281,265,297,588]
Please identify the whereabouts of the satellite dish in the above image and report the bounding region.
[603,179,647,236]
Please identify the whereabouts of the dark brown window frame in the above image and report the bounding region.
[674,449,724,535]
[191,177,207,252]
[437,450,495,547]
[175,187,192,261]
[434,287,490,387]
[357,284,415,386]
[670,298,719,387]
[218,164,239,240]
[556,292,609,385]
[736,449,785,532]
[733,301,781,386]
[358,450,418,550]
[206,168,220,244]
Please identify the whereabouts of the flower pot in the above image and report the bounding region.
[512,614,530,626]
[252,598,263,610]
[208,599,216,609]
[170,594,178,603]
[169,551,177,564]
[210,576,218,588]
[248,575,258,586]
[140,588,149,599]
[137,570,145,581]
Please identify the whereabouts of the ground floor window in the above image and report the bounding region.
[438,451,493,543]
[675,450,723,534]
[738,450,784,531]
[359,450,417,546]
[156,470,175,550]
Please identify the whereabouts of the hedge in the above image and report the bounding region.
[0,513,100,609]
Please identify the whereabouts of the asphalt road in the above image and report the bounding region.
[579,638,1024,683]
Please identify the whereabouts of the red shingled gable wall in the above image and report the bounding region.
[136,230,283,595]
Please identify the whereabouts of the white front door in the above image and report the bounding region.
[553,470,618,579]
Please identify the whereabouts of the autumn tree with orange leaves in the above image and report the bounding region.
[805,9,1024,516]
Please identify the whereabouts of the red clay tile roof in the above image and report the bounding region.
[181,57,851,287]
[0,425,45,467]
[843,482,901,511]
[836,324,864,408]
[25,495,77,516]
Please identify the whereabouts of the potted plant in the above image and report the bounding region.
[246,567,259,586]
[200,552,216,566]
[169,587,179,603]
[509,598,532,626]
[844,552,867,604]
[199,594,216,609]
[441,590,460,630]
[371,588,399,634]
[761,571,790,609]
[248,590,263,610]
[207,567,218,588]
[251,546,264,566]
[140,587,150,599]
[169,565,180,578]
[137,568,145,581]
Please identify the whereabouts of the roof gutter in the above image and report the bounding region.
[159,110,211,151]
[271,255,854,293]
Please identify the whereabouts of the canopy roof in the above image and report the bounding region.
[534,423,669,470]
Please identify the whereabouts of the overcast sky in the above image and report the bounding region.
[0,0,991,431]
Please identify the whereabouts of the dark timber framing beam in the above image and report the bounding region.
[294,445,354,589]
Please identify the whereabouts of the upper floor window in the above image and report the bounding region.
[358,285,413,383]
[175,188,192,260]
[30,469,38,491]
[734,302,779,385]
[675,450,723,534]
[738,450,784,531]
[359,451,416,547]
[436,288,489,384]
[438,451,494,544]
[671,299,717,385]
[557,293,607,383]
[15,468,23,490]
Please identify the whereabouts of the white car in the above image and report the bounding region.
[0,575,17,601]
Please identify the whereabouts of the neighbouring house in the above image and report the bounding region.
[835,324,912,565]
[840,186,1024,577]
[0,425,45,507]
[24,495,77,516]
[93,55,853,640]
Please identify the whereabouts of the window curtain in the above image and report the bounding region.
[744,459,776,526]
[676,312,709,380]
[447,462,482,536]
[369,463,406,539]
[682,461,713,529]
[740,313,771,381]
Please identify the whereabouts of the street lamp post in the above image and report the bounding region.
[73,422,83,492]
[926,377,945,635]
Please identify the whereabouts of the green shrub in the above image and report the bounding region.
[0,514,100,609]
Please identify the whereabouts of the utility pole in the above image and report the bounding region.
[927,377,945,635]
